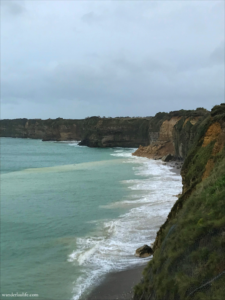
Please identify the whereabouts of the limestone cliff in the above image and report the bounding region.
[133,104,225,300]
[133,108,209,159]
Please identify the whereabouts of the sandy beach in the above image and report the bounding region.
[85,264,146,300]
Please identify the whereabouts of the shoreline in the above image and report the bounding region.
[85,264,146,300]
[83,158,182,300]
[166,160,183,176]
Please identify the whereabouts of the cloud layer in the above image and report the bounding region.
[1,0,224,119]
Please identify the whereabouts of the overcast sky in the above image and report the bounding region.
[1,0,224,119]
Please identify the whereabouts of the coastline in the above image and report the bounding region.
[83,158,182,300]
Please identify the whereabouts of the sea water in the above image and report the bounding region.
[0,138,182,300]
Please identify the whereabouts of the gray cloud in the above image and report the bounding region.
[210,41,225,65]
[81,12,103,25]
[1,1,224,119]
[1,0,26,16]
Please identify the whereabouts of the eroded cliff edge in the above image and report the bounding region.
[133,104,225,300]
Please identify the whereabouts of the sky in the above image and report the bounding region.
[1,0,224,119]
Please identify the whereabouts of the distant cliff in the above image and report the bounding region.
[0,118,85,141]
[133,103,225,300]
[0,117,150,148]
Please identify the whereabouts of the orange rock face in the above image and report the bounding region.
[202,122,225,180]
[202,122,221,147]
[133,117,182,159]
[132,141,175,159]
[202,121,225,180]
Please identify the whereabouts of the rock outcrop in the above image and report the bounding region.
[133,104,225,300]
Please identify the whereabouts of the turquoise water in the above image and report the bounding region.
[0,138,182,300]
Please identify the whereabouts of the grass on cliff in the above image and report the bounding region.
[134,152,225,300]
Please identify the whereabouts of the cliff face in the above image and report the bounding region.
[79,117,150,147]
[133,109,209,159]
[134,104,225,300]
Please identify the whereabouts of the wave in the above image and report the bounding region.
[69,148,182,300]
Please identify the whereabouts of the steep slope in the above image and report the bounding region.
[133,104,225,300]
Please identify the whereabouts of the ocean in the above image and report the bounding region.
[0,138,182,300]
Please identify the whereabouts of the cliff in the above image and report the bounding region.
[0,109,209,152]
[0,118,86,141]
[133,104,225,300]
[0,117,150,147]
[133,108,209,160]
[78,117,150,147]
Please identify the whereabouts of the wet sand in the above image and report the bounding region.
[85,264,146,300]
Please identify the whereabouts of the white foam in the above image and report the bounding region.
[110,152,133,158]
[69,148,182,300]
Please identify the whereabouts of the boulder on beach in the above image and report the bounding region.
[135,245,153,258]
[162,154,173,162]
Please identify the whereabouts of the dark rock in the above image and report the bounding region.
[162,154,173,162]
[135,245,153,258]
